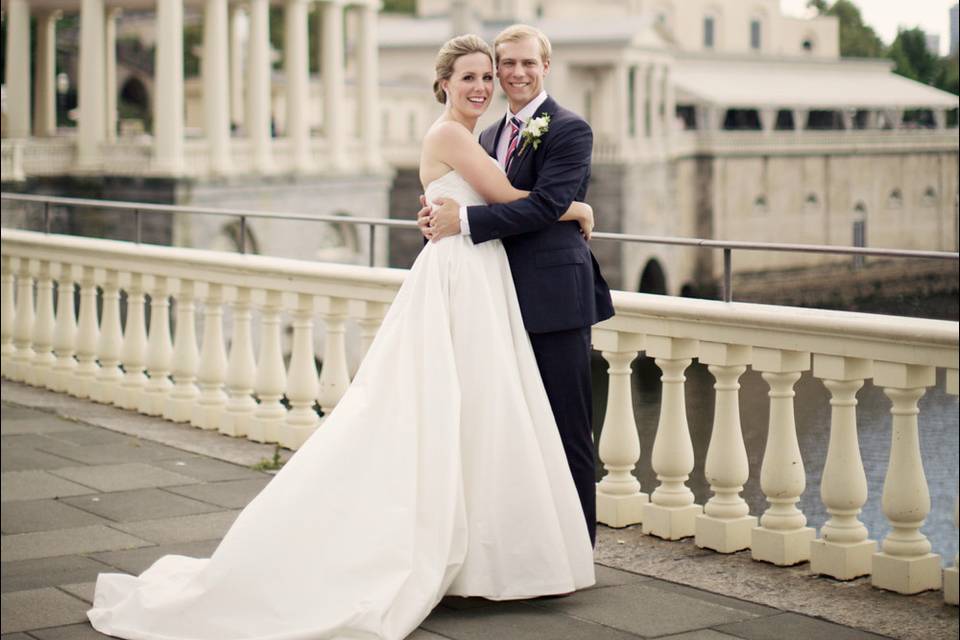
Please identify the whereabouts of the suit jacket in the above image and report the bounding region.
[467,96,614,334]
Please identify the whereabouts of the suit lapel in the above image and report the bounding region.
[481,118,506,159]
[507,96,559,182]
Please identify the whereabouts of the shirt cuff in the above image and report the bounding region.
[459,206,471,236]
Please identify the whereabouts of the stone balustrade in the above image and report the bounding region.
[1,228,957,603]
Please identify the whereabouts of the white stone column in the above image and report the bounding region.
[204,0,232,174]
[34,11,61,137]
[78,0,107,167]
[317,297,350,416]
[91,269,123,403]
[758,107,777,135]
[248,290,287,442]
[27,262,57,387]
[281,293,320,449]
[11,259,36,383]
[285,0,312,173]
[751,348,815,566]
[164,280,200,422]
[809,355,876,580]
[647,65,663,143]
[0,256,16,378]
[105,8,121,141]
[792,107,808,133]
[153,0,185,173]
[229,4,246,131]
[321,0,347,170]
[116,273,148,409]
[50,265,78,392]
[695,343,756,553]
[642,336,703,540]
[662,64,675,137]
[357,1,382,170]
[69,266,100,398]
[872,362,941,594]
[4,0,31,138]
[220,287,257,437]
[247,0,274,172]
[594,330,648,527]
[140,277,174,415]
[191,283,228,430]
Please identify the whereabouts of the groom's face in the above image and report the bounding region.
[496,37,550,112]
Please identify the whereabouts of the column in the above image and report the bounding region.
[641,336,702,539]
[357,1,382,170]
[105,8,121,141]
[792,107,808,133]
[871,362,941,594]
[204,0,232,174]
[164,280,200,422]
[140,277,174,415]
[10,259,36,383]
[321,0,347,170]
[662,64,675,138]
[593,330,648,527]
[317,296,350,416]
[27,262,57,387]
[34,11,61,137]
[116,272,148,409]
[247,0,273,172]
[248,290,286,443]
[153,0,185,173]
[285,0,312,172]
[759,107,777,135]
[695,343,756,553]
[50,265,77,392]
[751,348,815,566]
[69,266,100,398]
[191,283,229,430]
[229,3,246,131]
[358,301,387,361]
[281,293,320,449]
[78,0,106,167]
[809,355,876,580]
[220,287,257,437]
[91,269,123,403]
[1,256,17,378]
[647,65,662,143]
[4,0,31,138]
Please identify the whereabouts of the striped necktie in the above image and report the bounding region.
[504,116,523,172]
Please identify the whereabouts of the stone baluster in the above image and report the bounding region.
[164,279,200,422]
[810,355,876,580]
[90,269,124,403]
[220,287,257,437]
[946,369,959,606]
[11,258,36,383]
[1,255,16,378]
[642,336,702,539]
[358,300,388,363]
[140,276,174,415]
[248,290,286,443]
[871,362,940,594]
[695,343,756,553]
[317,297,351,417]
[191,283,228,430]
[28,261,57,387]
[69,266,100,398]
[281,293,320,449]
[49,265,77,392]
[116,272,148,409]
[593,330,648,527]
[751,348,815,565]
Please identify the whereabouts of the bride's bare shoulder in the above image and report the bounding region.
[423,120,473,148]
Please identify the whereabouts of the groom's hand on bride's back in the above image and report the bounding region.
[417,196,461,243]
[416,194,433,242]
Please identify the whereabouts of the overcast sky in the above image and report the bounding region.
[780,0,957,55]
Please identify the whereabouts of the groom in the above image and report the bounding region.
[418,24,614,545]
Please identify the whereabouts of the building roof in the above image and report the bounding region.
[674,58,960,109]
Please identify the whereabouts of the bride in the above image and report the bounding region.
[87,34,596,640]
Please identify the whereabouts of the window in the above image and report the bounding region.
[628,67,637,137]
[922,187,937,207]
[750,19,762,50]
[802,38,814,52]
[754,195,769,214]
[887,189,903,209]
[852,203,867,268]
[704,16,715,49]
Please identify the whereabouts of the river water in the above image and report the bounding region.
[590,356,959,565]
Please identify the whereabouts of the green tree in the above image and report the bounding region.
[381,0,416,13]
[807,0,886,58]
[889,28,939,84]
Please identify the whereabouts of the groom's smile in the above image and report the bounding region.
[496,36,550,113]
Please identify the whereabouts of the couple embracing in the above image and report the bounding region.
[88,24,613,640]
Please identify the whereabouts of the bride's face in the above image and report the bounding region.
[442,52,494,118]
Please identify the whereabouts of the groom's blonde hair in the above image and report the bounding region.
[494,24,552,63]
[433,34,494,104]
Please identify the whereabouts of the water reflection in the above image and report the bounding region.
[591,356,959,565]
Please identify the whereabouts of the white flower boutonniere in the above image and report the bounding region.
[518,113,551,156]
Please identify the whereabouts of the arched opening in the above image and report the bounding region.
[119,76,151,134]
[639,259,668,295]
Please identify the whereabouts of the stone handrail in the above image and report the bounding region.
[1,228,957,605]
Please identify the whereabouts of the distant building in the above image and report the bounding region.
[951,3,959,56]
[925,33,941,56]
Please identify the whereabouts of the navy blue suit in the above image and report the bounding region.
[467,96,614,544]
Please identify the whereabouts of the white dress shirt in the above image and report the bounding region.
[459,91,550,235]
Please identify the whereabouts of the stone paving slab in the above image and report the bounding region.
[1,403,47,420]
[88,539,220,575]
[28,623,110,639]
[50,462,200,492]
[0,446,84,472]
[29,439,190,466]
[647,580,779,616]
[1,433,65,449]
[0,416,88,436]
[0,471,96,503]
[1,526,152,563]
[422,601,640,640]
[1,556,115,593]
[60,488,227,522]
[110,510,240,545]
[0,588,90,634]
[714,611,891,640]
[660,631,742,640]
[42,428,141,447]
[1,499,110,534]
[152,455,268,482]
[60,583,95,604]
[530,582,763,638]
[163,477,273,509]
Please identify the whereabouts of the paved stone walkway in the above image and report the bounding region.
[0,386,940,640]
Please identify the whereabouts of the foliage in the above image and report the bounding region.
[888,28,939,85]
[252,445,286,472]
[382,0,416,14]
[807,0,885,58]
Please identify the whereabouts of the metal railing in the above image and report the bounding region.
[2,192,957,303]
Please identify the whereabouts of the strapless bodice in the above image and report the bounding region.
[424,166,492,208]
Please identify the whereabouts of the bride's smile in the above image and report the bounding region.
[441,51,494,126]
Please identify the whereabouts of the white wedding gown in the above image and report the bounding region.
[88,169,595,640]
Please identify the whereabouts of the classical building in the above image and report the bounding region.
[379,0,959,300]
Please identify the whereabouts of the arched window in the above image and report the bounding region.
[921,186,937,207]
[703,15,717,49]
[804,192,820,214]
[639,259,668,295]
[801,35,816,53]
[887,188,903,209]
[754,195,769,214]
[750,19,762,50]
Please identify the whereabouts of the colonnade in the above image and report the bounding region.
[1,0,381,175]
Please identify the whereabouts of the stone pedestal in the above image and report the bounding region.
[871,552,942,594]
[751,526,815,566]
[642,503,702,540]
[695,514,757,553]
[809,539,876,580]
[597,490,648,528]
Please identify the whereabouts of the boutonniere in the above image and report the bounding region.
[518,113,551,156]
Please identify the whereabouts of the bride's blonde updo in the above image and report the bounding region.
[433,34,494,104]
